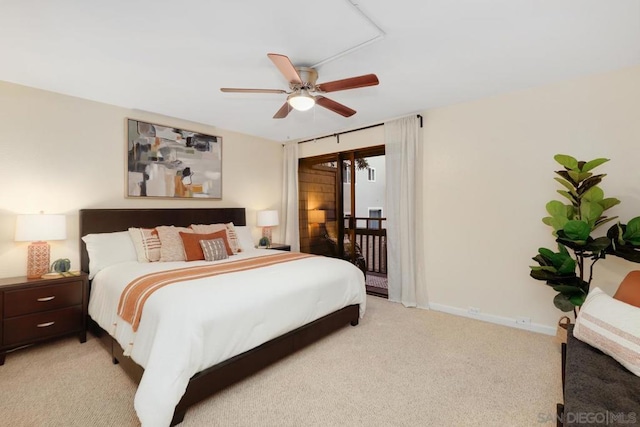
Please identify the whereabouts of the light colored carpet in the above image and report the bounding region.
[0,296,561,426]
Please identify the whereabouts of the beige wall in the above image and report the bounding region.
[424,65,640,330]
[299,65,640,331]
[0,81,283,278]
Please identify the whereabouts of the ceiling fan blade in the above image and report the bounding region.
[220,88,287,94]
[316,74,379,93]
[273,102,292,119]
[315,96,356,117]
[267,53,302,85]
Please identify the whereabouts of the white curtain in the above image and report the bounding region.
[384,116,428,308]
[281,141,300,251]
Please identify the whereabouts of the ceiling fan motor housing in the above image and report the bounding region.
[293,67,318,91]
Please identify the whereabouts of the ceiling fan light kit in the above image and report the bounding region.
[220,53,379,119]
[288,90,315,111]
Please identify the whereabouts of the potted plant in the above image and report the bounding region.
[530,155,640,317]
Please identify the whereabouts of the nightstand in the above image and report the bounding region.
[0,273,88,365]
[268,243,291,251]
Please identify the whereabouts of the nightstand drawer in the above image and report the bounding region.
[4,280,83,318]
[3,305,83,346]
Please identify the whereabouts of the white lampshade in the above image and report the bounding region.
[15,214,67,242]
[287,90,315,111]
[256,210,279,227]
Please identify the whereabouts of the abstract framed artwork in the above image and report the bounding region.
[126,119,222,199]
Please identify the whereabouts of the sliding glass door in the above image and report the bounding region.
[299,145,387,297]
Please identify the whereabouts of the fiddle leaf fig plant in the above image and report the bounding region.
[530,154,640,314]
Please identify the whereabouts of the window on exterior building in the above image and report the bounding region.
[343,164,352,184]
[369,208,382,230]
[367,167,376,182]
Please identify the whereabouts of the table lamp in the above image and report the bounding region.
[256,210,279,248]
[308,209,326,225]
[15,213,67,279]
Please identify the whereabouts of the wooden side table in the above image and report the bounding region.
[0,273,88,365]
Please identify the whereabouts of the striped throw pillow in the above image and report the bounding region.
[200,238,229,261]
[128,228,161,262]
[574,287,640,377]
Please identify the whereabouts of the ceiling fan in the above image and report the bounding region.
[220,53,379,119]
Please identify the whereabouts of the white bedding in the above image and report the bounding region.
[88,249,366,427]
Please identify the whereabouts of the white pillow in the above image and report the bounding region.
[235,226,256,252]
[574,287,640,377]
[82,231,137,279]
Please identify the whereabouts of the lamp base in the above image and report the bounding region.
[27,241,50,279]
[262,226,273,244]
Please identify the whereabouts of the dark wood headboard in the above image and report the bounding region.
[79,208,246,274]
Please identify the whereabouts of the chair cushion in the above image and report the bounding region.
[564,326,640,426]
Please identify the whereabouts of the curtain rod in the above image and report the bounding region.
[296,114,423,145]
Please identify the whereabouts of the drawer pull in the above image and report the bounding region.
[37,321,55,328]
[37,296,56,302]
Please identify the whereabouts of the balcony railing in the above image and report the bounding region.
[345,217,387,275]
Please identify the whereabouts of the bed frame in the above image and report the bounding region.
[79,208,360,426]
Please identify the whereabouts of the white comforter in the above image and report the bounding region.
[88,249,366,427]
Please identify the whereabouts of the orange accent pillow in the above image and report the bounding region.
[179,231,233,261]
[613,270,640,308]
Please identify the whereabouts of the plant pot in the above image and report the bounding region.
[555,316,572,344]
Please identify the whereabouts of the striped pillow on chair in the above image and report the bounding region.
[574,287,640,377]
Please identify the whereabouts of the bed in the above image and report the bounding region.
[79,208,365,426]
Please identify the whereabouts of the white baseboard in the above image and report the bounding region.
[428,303,556,336]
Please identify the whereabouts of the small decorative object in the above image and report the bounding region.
[257,210,279,248]
[529,155,640,315]
[51,258,71,273]
[126,119,222,199]
[258,236,271,248]
[14,213,67,279]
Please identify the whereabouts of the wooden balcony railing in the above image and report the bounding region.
[345,217,387,275]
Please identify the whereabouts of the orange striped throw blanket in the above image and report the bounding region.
[118,252,313,331]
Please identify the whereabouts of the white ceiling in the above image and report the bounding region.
[1,0,638,142]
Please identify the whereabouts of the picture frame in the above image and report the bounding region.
[126,119,222,199]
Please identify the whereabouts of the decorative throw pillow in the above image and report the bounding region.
[179,231,233,261]
[190,222,242,254]
[200,238,229,261]
[224,223,242,253]
[156,226,193,262]
[234,226,256,251]
[81,231,138,279]
[614,271,640,308]
[574,287,640,377]
[128,227,161,262]
[189,223,226,234]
